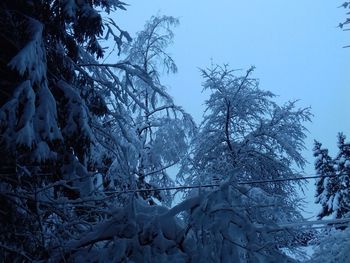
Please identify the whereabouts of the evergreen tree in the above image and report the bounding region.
[0,0,166,260]
[0,1,194,260]
[314,133,350,221]
[314,140,337,218]
[333,133,350,219]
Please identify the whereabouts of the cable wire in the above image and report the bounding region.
[103,173,346,195]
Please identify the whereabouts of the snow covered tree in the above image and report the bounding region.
[73,15,194,206]
[314,133,350,221]
[334,133,350,218]
[0,0,162,260]
[0,0,321,261]
[314,140,337,218]
[100,15,195,206]
[180,64,310,196]
[179,64,312,254]
[0,0,195,259]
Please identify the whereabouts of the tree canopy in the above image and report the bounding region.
[0,1,348,262]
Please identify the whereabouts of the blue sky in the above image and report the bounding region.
[115,1,350,216]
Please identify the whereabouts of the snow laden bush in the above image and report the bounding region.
[179,64,312,255]
[308,226,350,263]
[48,181,296,263]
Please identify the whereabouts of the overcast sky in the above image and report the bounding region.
[115,1,350,217]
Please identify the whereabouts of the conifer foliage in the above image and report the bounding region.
[0,0,130,260]
[0,1,193,261]
[314,133,350,220]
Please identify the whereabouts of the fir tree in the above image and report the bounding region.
[0,1,194,260]
[0,0,129,260]
[333,133,350,219]
[314,140,337,218]
[314,133,350,221]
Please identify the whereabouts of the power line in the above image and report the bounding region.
[103,173,346,195]
[1,165,347,196]
[256,217,350,232]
